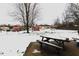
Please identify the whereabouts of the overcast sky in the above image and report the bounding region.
[0,3,66,25]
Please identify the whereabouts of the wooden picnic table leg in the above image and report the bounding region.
[58,41,65,50]
[61,41,65,50]
[54,41,63,55]
[59,41,64,49]
[54,40,64,50]
[42,37,44,41]
[54,40,60,45]
[55,41,64,55]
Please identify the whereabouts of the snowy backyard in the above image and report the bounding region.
[0,3,79,56]
[0,29,78,56]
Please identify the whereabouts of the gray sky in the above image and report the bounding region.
[36,3,66,25]
[0,3,20,25]
[0,3,66,25]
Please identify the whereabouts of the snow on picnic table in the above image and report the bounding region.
[0,29,79,56]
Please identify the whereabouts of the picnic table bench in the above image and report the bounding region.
[37,40,63,55]
[37,40,62,49]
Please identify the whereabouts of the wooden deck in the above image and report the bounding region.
[23,41,79,56]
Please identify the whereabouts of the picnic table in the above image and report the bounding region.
[40,35,70,48]
[37,35,72,55]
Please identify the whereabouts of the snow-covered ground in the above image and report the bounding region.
[0,31,41,56]
[0,29,79,56]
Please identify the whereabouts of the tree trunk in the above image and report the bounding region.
[26,17,29,33]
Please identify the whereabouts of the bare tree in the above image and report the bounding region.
[63,3,79,25]
[10,3,39,33]
[54,18,60,26]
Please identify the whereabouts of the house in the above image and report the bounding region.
[0,24,10,31]
[32,24,41,31]
[11,25,22,32]
[0,27,10,31]
[38,24,53,29]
